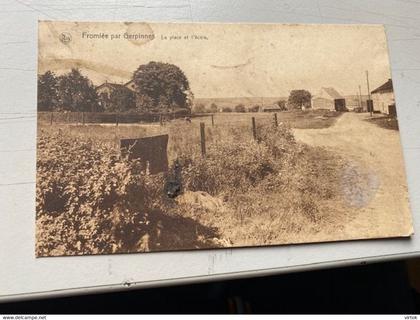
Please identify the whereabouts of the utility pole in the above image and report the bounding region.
[366,70,372,116]
[358,85,363,110]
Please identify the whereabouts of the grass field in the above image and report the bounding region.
[364,114,399,131]
[36,109,350,256]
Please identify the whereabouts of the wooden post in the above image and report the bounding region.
[273,113,278,127]
[115,113,119,127]
[82,112,85,125]
[366,70,372,116]
[160,114,163,126]
[200,122,206,157]
[211,114,214,127]
[50,111,53,125]
[252,117,257,141]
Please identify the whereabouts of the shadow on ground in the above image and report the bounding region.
[135,209,222,252]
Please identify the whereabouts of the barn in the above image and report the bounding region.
[371,79,396,116]
[311,87,346,111]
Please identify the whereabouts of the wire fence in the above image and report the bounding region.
[37,110,191,125]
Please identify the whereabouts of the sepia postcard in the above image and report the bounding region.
[36,21,413,257]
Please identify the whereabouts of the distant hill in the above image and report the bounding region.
[195,97,287,109]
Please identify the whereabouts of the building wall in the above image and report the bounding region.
[311,97,334,110]
[372,91,394,114]
[125,81,136,91]
[96,86,113,98]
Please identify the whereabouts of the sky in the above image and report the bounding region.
[38,21,392,98]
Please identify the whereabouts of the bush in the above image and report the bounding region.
[276,100,287,111]
[179,125,297,196]
[222,107,232,112]
[194,103,206,113]
[248,105,260,112]
[210,103,218,113]
[234,104,246,112]
[36,132,165,256]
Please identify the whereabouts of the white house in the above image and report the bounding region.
[311,87,346,111]
[371,79,395,115]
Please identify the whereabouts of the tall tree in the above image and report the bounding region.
[57,69,99,112]
[132,62,192,111]
[106,87,136,112]
[287,90,312,109]
[37,71,58,111]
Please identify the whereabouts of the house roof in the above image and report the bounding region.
[371,79,393,94]
[125,79,134,86]
[321,87,343,99]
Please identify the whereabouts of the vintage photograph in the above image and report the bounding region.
[36,21,413,257]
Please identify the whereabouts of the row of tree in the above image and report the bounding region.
[193,90,312,113]
[37,62,193,113]
[39,62,312,113]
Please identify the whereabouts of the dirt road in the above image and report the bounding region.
[293,112,413,241]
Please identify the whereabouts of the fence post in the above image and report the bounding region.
[211,114,214,127]
[273,113,278,127]
[50,111,53,125]
[200,122,206,157]
[160,114,163,126]
[252,117,257,141]
[82,112,85,125]
[115,113,119,127]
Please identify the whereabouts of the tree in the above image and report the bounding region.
[248,105,260,112]
[276,99,287,111]
[287,90,312,109]
[38,71,58,111]
[234,104,246,112]
[57,69,99,112]
[132,62,192,111]
[194,103,206,113]
[135,94,155,112]
[210,103,218,113]
[106,87,136,112]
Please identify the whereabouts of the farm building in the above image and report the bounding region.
[371,79,396,116]
[312,87,346,111]
[124,79,136,91]
[344,95,369,111]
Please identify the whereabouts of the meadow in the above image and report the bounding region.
[36,110,349,256]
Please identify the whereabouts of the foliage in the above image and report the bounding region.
[105,86,136,112]
[194,103,206,113]
[56,69,100,112]
[209,103,218,113]
[248,105,260,112]
[135,94,155,112]
[276,100,287,111]
[234,104,246,112]
[132,61,192,111]
[38,71,58,111]
[179,124,298,196]
[222,107,232,112]
[287,90,312,109]
[36,132,165,256]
